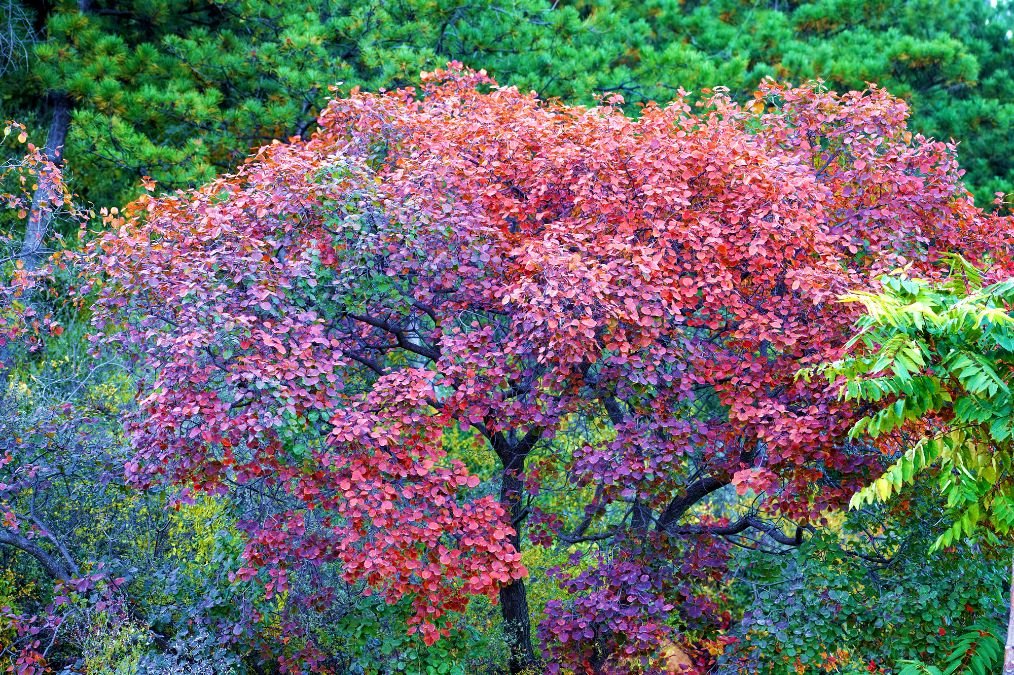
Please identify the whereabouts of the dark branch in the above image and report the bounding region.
[346,312,440,361]
[0,528,73,580]
[490,427,541,464]
[564,484,606,543]
[559,529,618,545]
[655,476,730,532]
[667,515,805,548]
[345,351,387,376]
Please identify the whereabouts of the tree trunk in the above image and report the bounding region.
[20,93,70,270]
[499,451,537,674]
[1005,551,1014,674]
[500,574,536,674]
[15,0,88,271]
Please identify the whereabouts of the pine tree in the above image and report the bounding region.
[3,0,1011,238]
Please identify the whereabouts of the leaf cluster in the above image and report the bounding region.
[813,255,1014,549]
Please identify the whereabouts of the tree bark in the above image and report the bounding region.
[631,501,652,532]
[496,437,538,674]
[1005,551,1014,674]
[499,576,536,674]
[20,93,70,270]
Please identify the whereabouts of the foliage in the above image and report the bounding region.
[896,620,1004,675]
[723,491,1009,673]
[0,123,273,673]
[83,64,1012,672]
[0,120,78,360]
[313,591,505,674]
[812,256,1014,550]
[602,0,1014,208]
[3,0,1012,211]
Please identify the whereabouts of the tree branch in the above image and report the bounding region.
[655,475,730,532]
[346,312,440,361]
[27,514,79,578]
[668,515,805,547]
[0,528,72,580]
[345,351,387,377]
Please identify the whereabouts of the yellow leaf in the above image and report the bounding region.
[875,478,892,501]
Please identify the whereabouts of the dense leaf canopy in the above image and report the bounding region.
[83,65,1012,672]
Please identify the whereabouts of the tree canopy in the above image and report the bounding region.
[76,65,1012,672]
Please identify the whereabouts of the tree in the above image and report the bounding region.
[87,65,1011,672]
[3,0,1012,218]
[811,257,1014,673]
[3,0,627,210]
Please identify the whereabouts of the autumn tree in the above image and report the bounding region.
[87,66,1011,672]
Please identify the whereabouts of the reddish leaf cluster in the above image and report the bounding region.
[0,122,77,364]
[88,148,522,649]
[88,65,1011,668]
